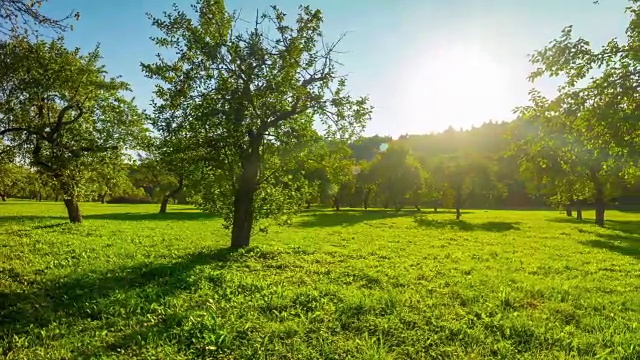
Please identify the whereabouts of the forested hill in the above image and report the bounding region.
[349,120,639,210]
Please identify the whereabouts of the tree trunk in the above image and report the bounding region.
[433,206,438,212]
[594,197,605,227]
[333,196,340,211]
[54,193,59,202]
[159,195,170,213]
[0,194,6,201]
[576,208,583,221]
[230,147,260,249]
[455,192,463,220]
[590,168,606,227]
[100,192,107,204]
[565,205,573,217]
[38,193,42,201]
[455,207,461,220]
[363,190,370,210]
[63,198,82,223]
[305,201,311,209]
[158,178,185,214]
[415,204,421,211]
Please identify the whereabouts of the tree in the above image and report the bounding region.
[515,91,630,227]
[0,161,25,200]
[368,145,424,212]
[525,6,640,223]
[0,0,79,37]
[432,153,502,220]
[0,37,144,222]
[89,153,137,204]
[143,1,371,247]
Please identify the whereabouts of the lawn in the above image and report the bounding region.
[1,201,640,359]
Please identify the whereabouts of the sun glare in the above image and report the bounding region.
[395,42,512,133]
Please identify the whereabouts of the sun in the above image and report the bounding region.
[394,42,512,133]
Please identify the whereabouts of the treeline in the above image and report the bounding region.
[0,1,639,248]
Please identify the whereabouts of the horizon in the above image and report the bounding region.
[44,0,630,138]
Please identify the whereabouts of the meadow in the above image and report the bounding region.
[1,201,640,359]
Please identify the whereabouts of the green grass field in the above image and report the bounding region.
[1,201,640,359]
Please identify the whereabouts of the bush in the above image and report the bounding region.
[106,195,155,204]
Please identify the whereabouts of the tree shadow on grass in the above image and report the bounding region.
[0,246,241,356]
[83,210,219,222]
[413,216,521,232]
[549,217,640,235]
[0,214,66,225]
[582,230,640,259]
[294,209,474,228]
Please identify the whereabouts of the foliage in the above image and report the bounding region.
[368,144,424,211]
[0,37,145,221]
[527,6,640,175]
[2,202,640,358]
[0,0,79,37]
[142,1,371,246]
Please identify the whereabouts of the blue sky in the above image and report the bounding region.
[44,0,630,137]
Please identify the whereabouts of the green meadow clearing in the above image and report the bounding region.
[1,201,640,359]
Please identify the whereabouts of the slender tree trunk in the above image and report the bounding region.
[433,205,438,212]
[594,196,605,227]
[576,208,583,221]
[54,193,59,202]
[230,145,260,248]
[159,196,170,213]
[38,193,42,201]
[590,168,606,227]
[565,205,573,217]
[363,190,370,210]
[455,192,463,220]
[456,207,461,220]
[159,177,185,214]
[305,201,311,209]
[0,194,6,201]
[63,198,82,223]
[333,196,340,211]
[100,192,107,204]
[415,204,421,211]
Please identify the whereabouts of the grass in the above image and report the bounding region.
[1,201,640,359]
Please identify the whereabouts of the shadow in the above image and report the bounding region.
[549,217,640,235]
[295,209,421,228]
[583,235,640,259]
[548,217,592,225]
[83,210,219,222]
[0,214,66,225]
[413,217,521,232]
[606,219,640,235]
[0,247,241,357]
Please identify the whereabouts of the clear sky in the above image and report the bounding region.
[43,0,630,137]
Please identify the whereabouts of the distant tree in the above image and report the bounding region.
[143,2,371,247]
[349,135,393,162]
[432,153,502,220]
[0,0,79,37]
[368,145,424,212]
[0,37,145,222]
[89,153,137,204]
[0,161,25,200]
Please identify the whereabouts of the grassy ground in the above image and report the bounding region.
[1,201,640,359]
